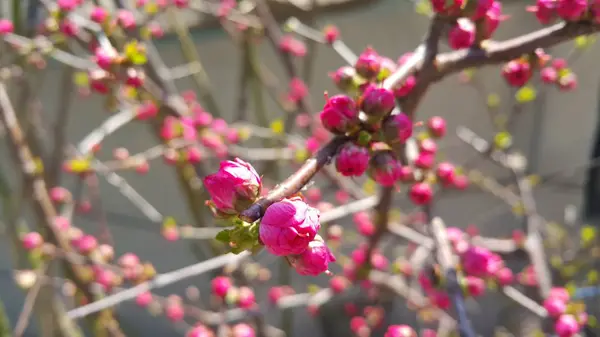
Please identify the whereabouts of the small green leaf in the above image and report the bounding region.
[216,229,231,243]
[73,71,89,86]
[494,131,512,150]
[581,225,596,246]
[587,270,599,284]
[487,93,500,108]
[414,0,432,16]
[575,35,593,49]
[515,86,537,103]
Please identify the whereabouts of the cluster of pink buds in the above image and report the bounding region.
[210,276,257,310]
[528,0,599,24]
[259,197,336,276]
[542,287,588,337]
[502,49,578,91]
[540,58,578,91]
[429,0,506,49]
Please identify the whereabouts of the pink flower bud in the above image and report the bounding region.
[427,116,446,138]
[290,239,336,276]
[470,0,494,20]
[76,235,98,254]
[237,286,255,309]
[22,232,44,250]
[165,302,185,322]
[58,0,79,11]
[409,183,433,205]
[382,113,413,144]
[461,246,498,277]
[232,323,255,337]
[465,276,485,297]
[430,290,450,309]
[259,197,320,256]
[414,152,435,170]
[360,86,395,119]
[481,1,506,39]
[319,94,359,134]
[136,101,158,120]
[89,69,111,94]
[187,324,212,337]
[329,66,357,93]
[384,325,417,337]
[323,25,340,44]
[554,314,580,337]
[95,47,118,70]
[90,7,108,23]
[203,158,261,215]
[392,75,417,98]
[335,143,370,177]
[330,276,348,294]
[550,287,571,302]
[527,0,557,24]
[558,72,578,91]
[50,186,71,203]
[174,0,189,8]
[125,68,145,88]
[116,10,136,30]
[135,291,153,307]
[556,0,587,20]
[502,60,532,87]
[448,19,476,50]
[544,297,567,318]
[60,19,78,37]
[436,162,456,185]
[368,151,403,187]
[541,67,558,84]
[211,276,231,298]
[354,47,381,80]
[0,19,14,35]
[495,267,514,286]
[279,35,306,57]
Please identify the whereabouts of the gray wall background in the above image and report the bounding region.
[1,0,600,336]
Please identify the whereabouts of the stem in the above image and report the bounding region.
[239,136,349,223]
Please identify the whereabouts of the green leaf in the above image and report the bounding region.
[73,71,89,86]
[574,35,594,49]
[515,86,537,103]
[215,229,231,243]
[494,131,512,150]
[580,225,596,246]
[487,93,500,108]
[414,0,432,16]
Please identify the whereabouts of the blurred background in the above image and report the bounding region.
[1,0,600,336]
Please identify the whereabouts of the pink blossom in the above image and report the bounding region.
[555,314,580,337]
[211,276,231,298]
[203,158,261,215]
[448,19,476,50]
[319,94,359,134]
[335,143,370,177]
[232,323,255,337]
[355,47,381,80]
[290,239,336,275]
[385,325,417,337]
[382,113,413,144]
[22,232,43,250]
[0,19,14,35]
[259,197,320,256]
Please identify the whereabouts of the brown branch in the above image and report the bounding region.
[239,136,349,222]
[433,21,600,80]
